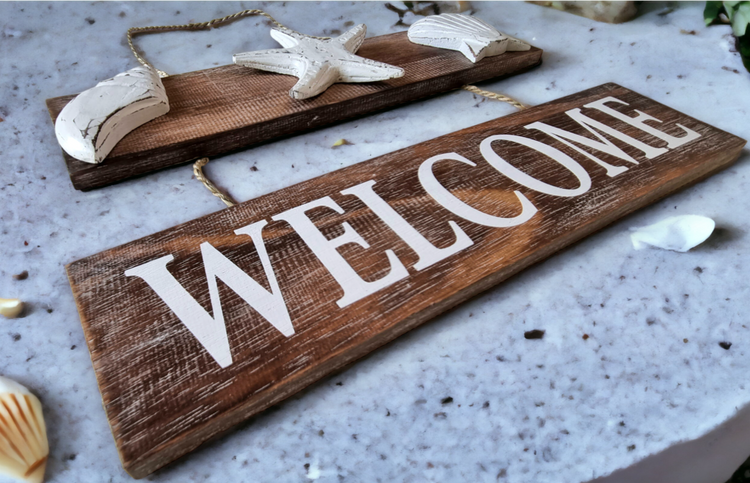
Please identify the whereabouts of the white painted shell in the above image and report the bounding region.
[407,14,530,63]
[630,215,715,252]
[0,298,24,318]
[54,65,169,164]
[0,376,48,483]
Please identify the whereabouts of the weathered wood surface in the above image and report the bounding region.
[45,31,543,191]
[66,83,746,478]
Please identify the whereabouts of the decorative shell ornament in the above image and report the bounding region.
[54,65,169,164]
[0,376,48,483]
[234,24,405,100]
[630,215,716,252]
[407,13,530,63]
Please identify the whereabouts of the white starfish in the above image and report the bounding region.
[233,24,405,100]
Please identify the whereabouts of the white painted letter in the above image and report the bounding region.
[418,153,537,228]
[272,196,409,308]
[341,180,473,271]
[585,96,701,149]
[480,135,592,197]
[124,220,293,369]
[526,107,646,177]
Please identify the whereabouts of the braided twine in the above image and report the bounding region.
[127,9,329,78]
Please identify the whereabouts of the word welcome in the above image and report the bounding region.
[125,96,700,368]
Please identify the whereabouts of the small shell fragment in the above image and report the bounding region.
[630,215,715,252]
[0,376,48,483]
[0,299,24,319]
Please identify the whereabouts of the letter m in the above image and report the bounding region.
[124,220,293,368]
[525,107,668,177]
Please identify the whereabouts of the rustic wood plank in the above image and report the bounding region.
[66,83,746,478]
[46,31,542,191]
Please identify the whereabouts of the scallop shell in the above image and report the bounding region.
[0,376,48,483]
[54,65,169,164]
[408,14,530,63]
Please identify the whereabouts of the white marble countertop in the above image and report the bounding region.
[1,2,749,482]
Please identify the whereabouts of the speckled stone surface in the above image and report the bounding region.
[1,2,749,483]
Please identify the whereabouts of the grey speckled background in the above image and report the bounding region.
[1,2,749,483]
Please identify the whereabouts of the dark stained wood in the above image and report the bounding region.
[65,83,746,478]
[45,32,543,191]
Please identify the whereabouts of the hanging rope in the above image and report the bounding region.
[462,85,528,110]
[127,9,329,78]
[193,158,237,208]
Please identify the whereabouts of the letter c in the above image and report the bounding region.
[418,153,537,228]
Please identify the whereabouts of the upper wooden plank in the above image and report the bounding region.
[45,31,542,191]
[66,83,746,478]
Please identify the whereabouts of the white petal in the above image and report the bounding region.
[630,215,715,252]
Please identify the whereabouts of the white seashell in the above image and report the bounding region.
[407,14,530,63]
[0,299,24,319]
[0,376,48,483]
[54,65,169,164]
[630,215,715,252]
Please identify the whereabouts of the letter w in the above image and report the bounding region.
[124,220,293,368]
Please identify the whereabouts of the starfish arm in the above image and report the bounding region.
[270,28,303,49]
[336,24,367,53]
[290,62,339,100]
[233,48,304,76]
[337,56,404,83]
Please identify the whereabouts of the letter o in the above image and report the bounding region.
[418,153,537,228]
[480,135,592,197]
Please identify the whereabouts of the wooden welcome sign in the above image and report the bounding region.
[67,83,745,478]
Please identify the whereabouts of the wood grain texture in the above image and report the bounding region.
[66,84,746,478]
[45,31,542,191]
